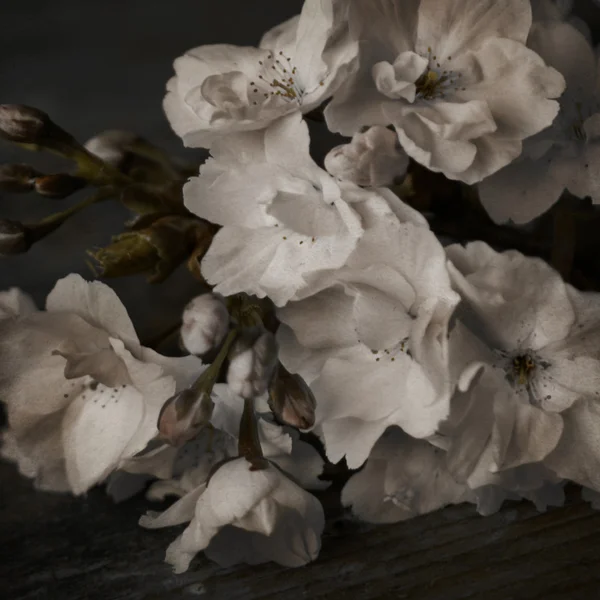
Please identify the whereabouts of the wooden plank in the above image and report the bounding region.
[2,461,600,600]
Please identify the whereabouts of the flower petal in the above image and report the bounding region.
[139,484,206,529]
[45,274,138,348]
[416,0,532,58]
[343,427,472,523]
[478,148,569,224]
[61,380,145,494]
[446,242,575,351]
[545,400,600,491]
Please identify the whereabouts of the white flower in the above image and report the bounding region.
[226,328,279,399]
[276,193,460,468]
[163,0,357,148]
[324,0,565,184]
[324,126,409,187]
[0,275,202,494]
[180,293,229,355]
[163,457,324,572]
[478,21,600,224]
[436,349,566,514]
[342,427,473,523]
[186,112,372,306]
[443,241,600,487]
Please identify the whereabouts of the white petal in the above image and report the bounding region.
[528,21,596,111]
[416,0,532,58]
[260,15,300,50]
[462,37,564,141]
[138,347,204,392]
[491,396,563,470]
[276,324,333,384]
[111,340,177,458]
[342,427,472,523]
[45,274,138,348]
[203,473,324,568]
[269,428,328,490]
[324,126,409,187]
[277,286,358,350]
[478,149,569,224]
[139,484,205,529]
[446,242,575,351]
[545,400,600,491]
[0,313,107,430]
[62,381,145,494]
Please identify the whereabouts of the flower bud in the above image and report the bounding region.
[180,294,230,356]
[324,126,409,187]
[34,174,87,199]
[84,130,139,169]
[87,216,201,283]
[0,104,76,149]
[269,365,316,430]
[227,328,278,399]
[0,164,40,193]
[88,230,159,279]
[157,388,214,447]
[0,219,30,255]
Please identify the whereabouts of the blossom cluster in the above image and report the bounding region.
[2,0,600,575]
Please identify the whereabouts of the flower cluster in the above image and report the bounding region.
[3,0,600,577]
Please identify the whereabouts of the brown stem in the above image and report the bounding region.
[238,398,268,470]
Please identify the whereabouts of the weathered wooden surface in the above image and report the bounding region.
[2,458,600,600]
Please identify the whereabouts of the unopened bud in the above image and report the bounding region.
[157,388,214,446]
[269,365,316,429]
[0,219,30,255]
[84,130,139,169]
[88,216,200,283]
[34,174,87,199]
[0,164,40,193]
[324,126,409,187]
[180,294,230,356]
[88,230,159,279]
[84,129,183,185]
[227,327,278,399]
[0,104,76,149]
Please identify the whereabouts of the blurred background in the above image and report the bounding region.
[0,0,599,339]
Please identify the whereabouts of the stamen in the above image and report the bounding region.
[249,50,318,106]
[512,354,536,385]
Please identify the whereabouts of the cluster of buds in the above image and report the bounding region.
[162,293,317,459]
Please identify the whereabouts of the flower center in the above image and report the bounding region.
[371,337,411,362]
[512,353,536,385]
[415,48,463,101]
[250,51,323,106]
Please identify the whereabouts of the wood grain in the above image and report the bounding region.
[2,460,599,600]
